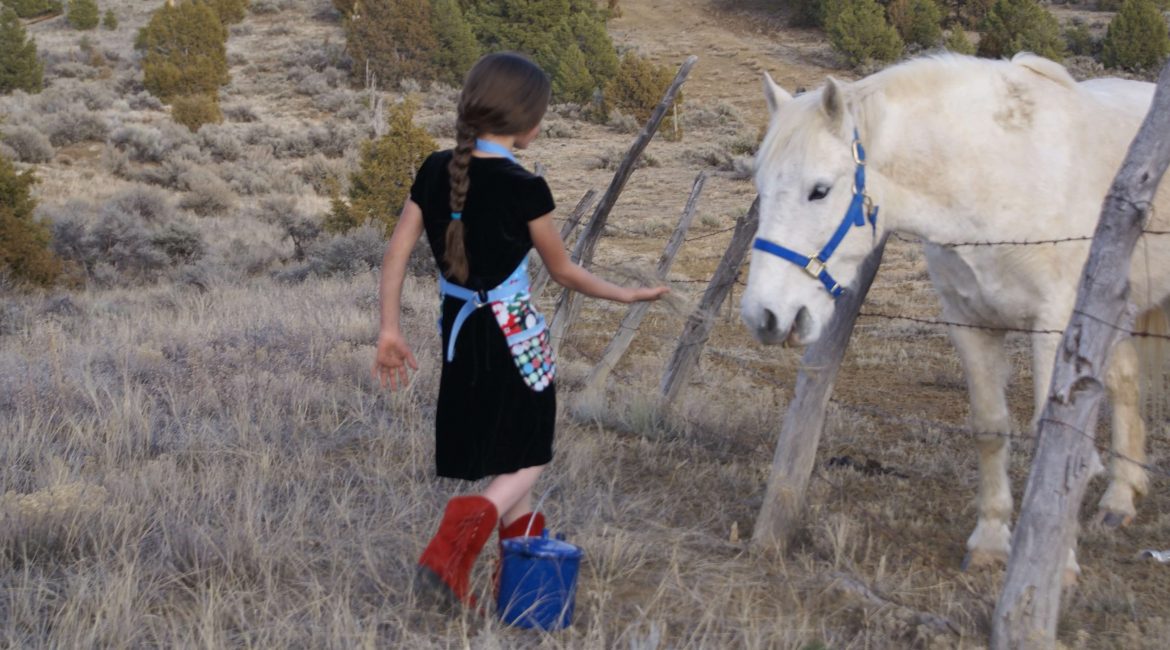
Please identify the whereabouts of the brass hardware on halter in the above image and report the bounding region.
[852,139,866,166]
[804,258,825,278]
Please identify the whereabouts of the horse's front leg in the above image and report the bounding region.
[950,326,1014,570]
[1099,336,1149,527]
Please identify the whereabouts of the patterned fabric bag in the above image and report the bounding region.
[491,293,556,392]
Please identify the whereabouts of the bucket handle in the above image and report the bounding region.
[523,485,556,538]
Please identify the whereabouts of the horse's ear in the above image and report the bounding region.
[821,77,847,129]
[762,72,792,115]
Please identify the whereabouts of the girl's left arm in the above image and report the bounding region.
[373,199,425,391]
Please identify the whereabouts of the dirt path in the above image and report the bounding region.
[608,0,839,127]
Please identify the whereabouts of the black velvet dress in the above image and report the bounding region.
[409,150,557,480]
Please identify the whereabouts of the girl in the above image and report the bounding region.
[372,52,668,611]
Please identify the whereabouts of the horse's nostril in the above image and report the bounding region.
[763,309,778,333]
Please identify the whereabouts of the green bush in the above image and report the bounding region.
[328,101,436,236]
[137,1,229,102]
[465,0,618,102]
[0,0,61,18]
[1064,21,1098,57]
[66,0,98,29]
[0,7,42,94]
[102,7,114,28]
[888,0,943,48]
[429,0,479,86]
[790,0,829,27]
[602,51,681,137]
[945,27,976,54]
[0,154,60,286]
[976,0,1064,60]
[1102,0,1170,71]
[826,0,904,67]
[344,0,437,85]
[206,0,248,24]
[172,93,223,132]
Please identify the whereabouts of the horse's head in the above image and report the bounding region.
[741,73,879,347]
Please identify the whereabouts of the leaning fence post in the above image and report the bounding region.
[659,197,760,409]
[574,172,708,418]
[531,189,598,297]
[752,235,888,552]
[549,56,699,348]
[992,59,1170,650]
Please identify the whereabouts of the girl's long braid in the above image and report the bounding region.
[444,119,476,283]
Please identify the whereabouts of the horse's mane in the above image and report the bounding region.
[853,53,1073,98]
[758,53,1079,163]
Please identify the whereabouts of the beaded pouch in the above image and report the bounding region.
[491,293,556,392]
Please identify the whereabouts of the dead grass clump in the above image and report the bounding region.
[275,223,385,282]
[297,153,346,195]
[680,101,742,133]
[607,108,640,133]
[222,102,259,122]
[108,123,197,164]
[177,167,237,216]
[542,118,576,139]
[1,125,55,163]
[586,148,659,171]
[196,123,243,162]
[45,107,108,146]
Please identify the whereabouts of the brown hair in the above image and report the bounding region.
[444,52,551,283]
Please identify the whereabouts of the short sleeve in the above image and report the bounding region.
[409,151,440,207]
[515,174,556,222]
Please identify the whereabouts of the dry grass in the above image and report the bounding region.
[4,0,1170,647]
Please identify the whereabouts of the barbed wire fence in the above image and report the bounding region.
[556,218,1170,491]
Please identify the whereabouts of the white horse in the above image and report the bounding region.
[741,53,1169,577]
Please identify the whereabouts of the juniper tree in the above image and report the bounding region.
[1101,0,1170,71]
[976,0,1064,60]
[0,154,59,286]
[66,0,98,29]
[137,1,229,101]
[0,7,42,94]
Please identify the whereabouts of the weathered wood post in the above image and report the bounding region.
[992,61,1170,649]
[530,189,598,297]
[751,236,888,551]
[574,172,708,418]
[659,197,759,409]
[549,56,699,348]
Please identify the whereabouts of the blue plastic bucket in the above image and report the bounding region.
[497,529,583,630]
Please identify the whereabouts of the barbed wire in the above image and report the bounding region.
[699,348,1170,481]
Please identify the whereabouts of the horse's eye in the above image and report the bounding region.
[808,184,830,201]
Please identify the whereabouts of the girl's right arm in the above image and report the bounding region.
[529,213,669,303]
[373,199,424,391]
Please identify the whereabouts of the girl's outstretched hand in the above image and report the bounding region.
[627,286,670,303]
[372,330,419,391]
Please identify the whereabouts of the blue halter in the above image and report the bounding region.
[752,129,879,299]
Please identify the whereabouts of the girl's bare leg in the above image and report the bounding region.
[482,464,546,526]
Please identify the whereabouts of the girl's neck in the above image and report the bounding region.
[473,134,515,158]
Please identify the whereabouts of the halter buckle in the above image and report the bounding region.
[803,257,825,278]
[473,290,489,307]
[851,139,865,165]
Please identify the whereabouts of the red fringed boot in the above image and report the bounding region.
[415,495,499,610]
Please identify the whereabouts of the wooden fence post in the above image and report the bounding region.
[575,172,708,417]
[751,235,889,552]
[549,56,699,348]
[659,197,760,408]
[992,60,1170,649]
[531,189,598,297]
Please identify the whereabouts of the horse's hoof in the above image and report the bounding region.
[1062,567,1080,587]
[961,548,1007,572]
[1095,510,1134,529]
